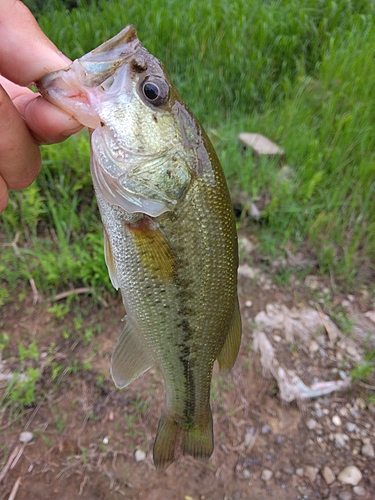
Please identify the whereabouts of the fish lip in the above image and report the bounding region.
[37,24,140,93]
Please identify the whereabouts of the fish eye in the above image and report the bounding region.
[141,77,169,106]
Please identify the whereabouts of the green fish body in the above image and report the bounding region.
[37,25,241,470]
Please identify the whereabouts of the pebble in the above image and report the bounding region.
[243,469,251,479]
[353,486,366,497]
[261,424,272,435]
[19,431,33,443]
[296,468,304,477]
[309,340,319,353]
[135,449,146,462]
[361,443,374,458]
[346,422,358,433]
[338,492,352,500]
[337,465,362,486]
[261,469,273,482]
[304,465,317,482]
[333,433,349,448]
[332,415,342,426]
[322,466,335,485]
[306,418,318,430]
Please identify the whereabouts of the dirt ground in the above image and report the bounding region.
[1,233,374,500]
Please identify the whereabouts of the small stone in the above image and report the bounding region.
[332,415,342,426]
[243,469,251,479]
[261,469,273,482]
[282,463,294,475]
[261,424,271,435]
[304,466,317,482]
[333,433,349,448]
[361,443,375,458]
[338,492,352,500]
[356,398,366,410]
[346,422,357,433]
[309,340,319,353]
[322,466,335,485]
[337,465,362,485]
[245,300,253,307]
[19,431,33,443]
[307,418,318,430]
[353,486,366,496]
[296,468,304,477]
[339,406,349,417]
[102,436,109,445]
[135,449,146,462]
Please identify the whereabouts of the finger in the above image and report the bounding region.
[0,175,9,213]
[0,1,70,86]
[0,85,41,190]
[0,76,83,144]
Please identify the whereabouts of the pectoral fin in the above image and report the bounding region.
[104,228,119,290]
[111,320,154,388]
[217,298,242,372]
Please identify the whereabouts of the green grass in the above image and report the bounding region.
[1,0,375,297]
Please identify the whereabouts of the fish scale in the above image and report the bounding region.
[37,24,241,470]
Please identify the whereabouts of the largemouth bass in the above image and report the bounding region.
[37,25,241,471]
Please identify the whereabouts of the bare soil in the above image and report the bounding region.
[1,236,374,500]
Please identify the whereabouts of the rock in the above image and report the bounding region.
[304,465,317,483]
[309,340,319,353]
[346,422,358,433]
[322,466,336,485]
[353,486,366,496]
[337,465,362,486]
[332,415,342,426]
[261,424,272,435]
[135,449,146,462]
[307,418,318,430]
[282,463,294,475]
[333,433,349,448]
[243,469,251,479]
[364,310,375,323]
[361,443,374,458]
[261,469,273,482]
[296,468,304,477]
[338,492,352,500]
[19,431,33,443]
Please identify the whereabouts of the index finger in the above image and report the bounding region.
[0,1,70,85]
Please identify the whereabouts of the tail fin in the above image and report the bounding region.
[153,413,182,471]
[181,411,213,462]
[153,411,214,471]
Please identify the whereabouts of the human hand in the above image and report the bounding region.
[0,0,83,213]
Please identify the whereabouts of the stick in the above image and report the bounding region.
[7,476,21,500]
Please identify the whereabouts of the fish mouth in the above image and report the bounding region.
[39,24,139,89]
[36,25,141,128]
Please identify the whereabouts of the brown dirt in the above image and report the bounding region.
[1,240,374,500]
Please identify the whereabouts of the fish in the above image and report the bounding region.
[37,25,241,471]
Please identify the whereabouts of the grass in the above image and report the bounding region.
[1,0,375,299]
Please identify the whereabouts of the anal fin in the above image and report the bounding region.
[217,298,242,372]
[111,319,154,388]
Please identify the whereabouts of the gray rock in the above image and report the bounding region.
[332,415,342,426]
[338,492,352,500]
[361,443,374,458]
[261,469,273,482]
[261,424,272,435]
[353,486,366,497]
[337,465,362,486]
[306,418,318,430]
[296,468,304,477]
[321,465,336,485]
[333,433,349,448]
[243,469,251,479]
[346,422,358,433]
